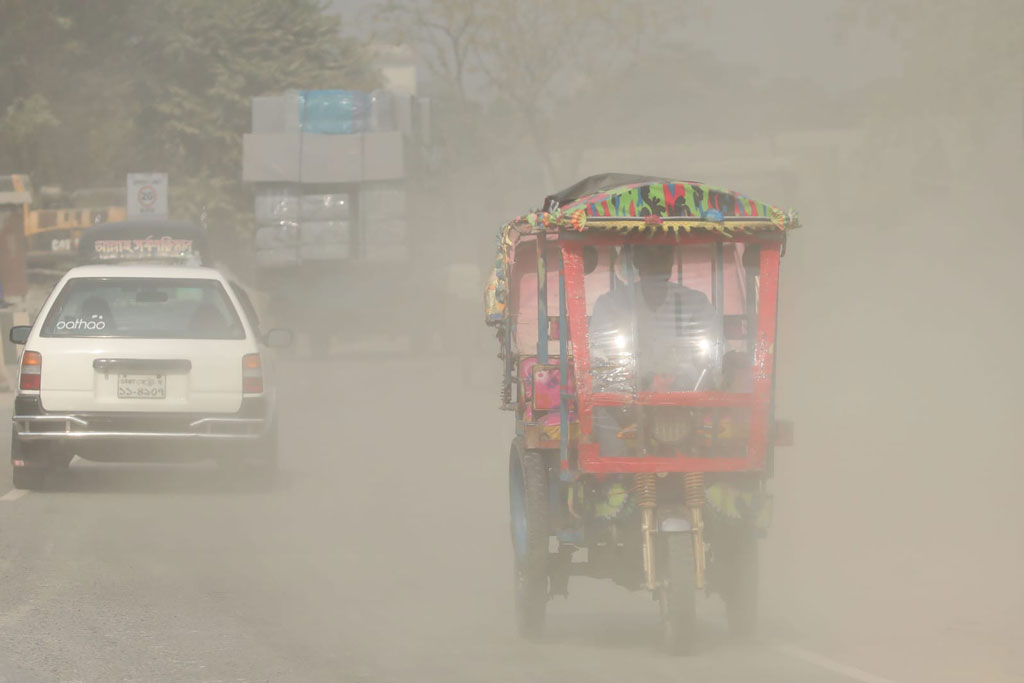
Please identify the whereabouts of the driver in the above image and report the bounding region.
[590,244,718,390]
[589,244,719,456]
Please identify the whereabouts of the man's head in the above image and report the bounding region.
[631,244,675,307]
[633,245,674,281]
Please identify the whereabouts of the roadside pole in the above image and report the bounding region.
[0,309,28,392]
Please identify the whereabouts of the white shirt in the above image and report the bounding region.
[590,280,719,392]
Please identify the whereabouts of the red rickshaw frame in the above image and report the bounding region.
[557,232,782,474]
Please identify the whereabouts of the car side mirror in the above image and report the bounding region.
[263,328,293,348]
[9,326,31,345]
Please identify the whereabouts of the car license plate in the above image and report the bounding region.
[117,374,166,399]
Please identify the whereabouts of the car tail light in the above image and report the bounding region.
[20,351,41,391]
[242,353,263,394]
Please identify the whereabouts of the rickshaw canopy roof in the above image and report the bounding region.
[485,176,799,323]
[515,175,799,235]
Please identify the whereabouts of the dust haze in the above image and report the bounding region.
[1,1,1022,681]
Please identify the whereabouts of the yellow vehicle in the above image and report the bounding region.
[0,174,32,299]
[25,186,125,269]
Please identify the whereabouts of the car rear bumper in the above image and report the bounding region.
[13,415,265,441]
[11,396,271,442]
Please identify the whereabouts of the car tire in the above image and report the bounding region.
[252,438,278,482]
[217,425,276,489]
[245,423,278,489]
[10,436,48,489]
[11,435,48,491]
[50,453,74,469]
[12,465,46,491]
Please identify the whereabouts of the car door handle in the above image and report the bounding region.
[93,359,193,373]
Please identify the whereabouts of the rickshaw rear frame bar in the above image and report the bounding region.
[536,235,548,365]
[589,392,752,407]
[555,231,784,248]
[558,255,571,479]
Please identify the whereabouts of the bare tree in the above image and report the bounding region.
[370,0,697,185]
[843,0,1024,191]
[371,0,482,102]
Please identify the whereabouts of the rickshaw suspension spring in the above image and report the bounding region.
[684,471,707,590]
[683,472,705,508]
[636,472,659,590]
[635,473,657,509]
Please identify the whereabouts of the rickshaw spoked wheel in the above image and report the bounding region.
[658,532,697,655]
[509,438,548,639]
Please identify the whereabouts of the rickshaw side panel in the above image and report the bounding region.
[510,237,609,357]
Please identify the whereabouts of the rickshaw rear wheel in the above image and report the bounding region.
[509,438,548,639]
[721,531,758,637]
[658,532,697,654]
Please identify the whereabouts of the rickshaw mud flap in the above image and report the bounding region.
[546,546,575,598]
[627,528,703,594]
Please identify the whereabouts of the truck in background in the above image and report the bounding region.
[242,88,439,357]
[0,175,31,303]
[0,175,32,387]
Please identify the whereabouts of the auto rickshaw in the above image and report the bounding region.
[484,174,799,653]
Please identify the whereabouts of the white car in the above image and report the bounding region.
[8,263,291,490]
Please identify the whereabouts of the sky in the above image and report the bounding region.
[678,0,904,93]
[330,0,904,95]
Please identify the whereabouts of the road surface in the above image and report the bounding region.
[0,355,1015,682]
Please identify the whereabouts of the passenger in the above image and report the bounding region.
[79,296,115,330]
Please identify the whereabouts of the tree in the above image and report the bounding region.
[0,0,146,187]
[0,0,377,229]
[841,0,1024,209]
[371,0,480,102]
[130,0,378,224]
[371,0,698,186]
[0,94,59,173]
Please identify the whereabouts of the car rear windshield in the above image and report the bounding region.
[41,277,246,340]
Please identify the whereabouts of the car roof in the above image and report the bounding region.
[60,264,230,282]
